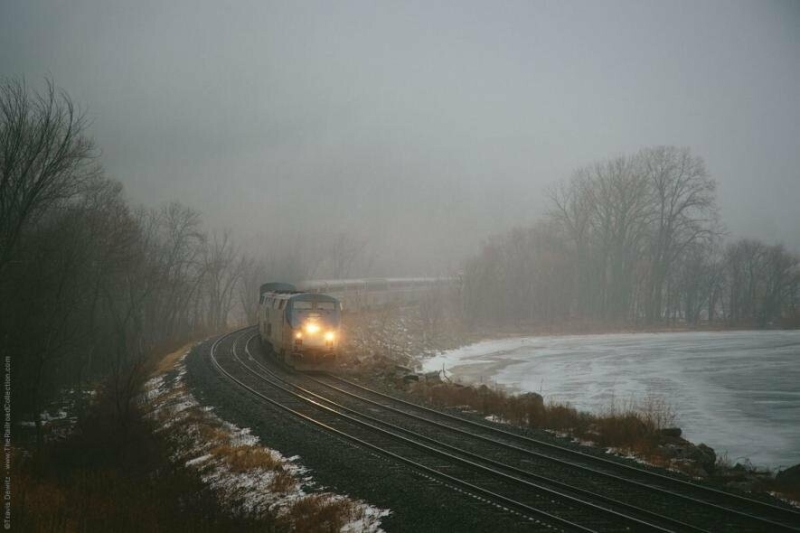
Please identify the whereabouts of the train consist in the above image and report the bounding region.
[258,277,458,370]
[296,277,457,311]
[258,283,341,371]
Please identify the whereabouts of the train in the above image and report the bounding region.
[296,277,457,312]
[258,282,342,371]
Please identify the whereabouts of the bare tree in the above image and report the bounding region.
[0,78,98,274]
[237,254,268,325]
[548,172,596,316]
[143,202,205,340]
[471,147,724,327]
[640,146,718,323]
[463,220,572,325]
[199,230,244,330]
[757,244,797,327]
[724,239,765,325]
[549,155,652,320]
[672,243,724,325]
[587,157,652,320]
[327,232,368,279]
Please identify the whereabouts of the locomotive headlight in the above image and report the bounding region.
[305,322,320,335]
[295,332,303,339]
[324,331,335,342]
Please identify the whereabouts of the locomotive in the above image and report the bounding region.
[258,282,341,370]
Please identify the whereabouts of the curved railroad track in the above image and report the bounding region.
[207,327,800,533]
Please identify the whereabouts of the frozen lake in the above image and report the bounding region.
[421,330,800,470]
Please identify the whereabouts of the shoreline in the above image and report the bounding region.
[466,321,800,343]
[417,330,800,471]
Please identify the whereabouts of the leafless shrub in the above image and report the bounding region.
[279,494,364,533]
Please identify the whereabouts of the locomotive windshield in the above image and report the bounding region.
[287,296,340,328]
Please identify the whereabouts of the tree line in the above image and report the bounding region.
[0,79,263,441]
[464,147,800,328]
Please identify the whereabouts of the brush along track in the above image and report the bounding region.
[307,372,800,532]
[208,327,793,532]
[310,370,800,532]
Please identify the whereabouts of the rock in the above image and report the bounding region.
[659,442,717,473]
[520,392,544,407]
[423,371,442,383]
[656,444,680,460]
[585,423,601,438]
[402,374,420,384]
[669,458,695,471]
[669,458,710,479]
[659,427,682,438]
[683,443,716,474]
[727,480,757,492]
[776,463,800,490]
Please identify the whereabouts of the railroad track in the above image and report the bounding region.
[309,375,800,532]
[209,327,800,532]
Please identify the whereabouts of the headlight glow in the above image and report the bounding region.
[324,331,335,342]
[295,332,302,339]
[305,322,320,334]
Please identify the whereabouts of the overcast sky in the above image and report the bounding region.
[2,0,799,273]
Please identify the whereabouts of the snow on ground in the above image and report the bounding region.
[421,330,800,470]
[147,349,389,532]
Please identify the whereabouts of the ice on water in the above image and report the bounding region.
[422,330,800,469]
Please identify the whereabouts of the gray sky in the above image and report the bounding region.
[3,0,799,273]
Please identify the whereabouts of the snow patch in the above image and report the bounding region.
[146,348,389,532]
[186,454,213,467]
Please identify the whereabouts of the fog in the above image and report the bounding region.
[3,0,799,275]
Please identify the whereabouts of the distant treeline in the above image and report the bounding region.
[464,147,799,328]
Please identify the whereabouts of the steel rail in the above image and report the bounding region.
[229,331,662,531]
[207,328,594,532]
[319,371,800,531]
[240,333,706,533]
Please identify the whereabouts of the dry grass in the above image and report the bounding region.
[278,494,365,533]
[146,372,376,530]
[269,468,299,494]
[410,381,674,461]
[773,486,800,505]
[196,423,231,445]
[210,443,282,473]
[11,413,268,533]
[154,342,195,375]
